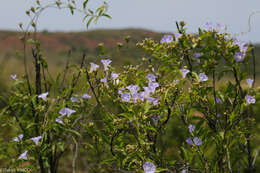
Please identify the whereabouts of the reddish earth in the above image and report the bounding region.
[0,29,164,53]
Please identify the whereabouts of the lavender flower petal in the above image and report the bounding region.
[234,51,245,62]
[82,93,91,99]
[188,124,195,133]
[101,59,112,71]
[245,95,256,105]
[143,162,156,173]
[31,136,42,145]
[89,62,99,72]
[193,137,202,146]
[246,78,254,88]
[180,69,190,78]
[199,73,208,82]
[18,151,28,160]
[71,96,78,103]
[10,74,17,80]
[146,74,157,82]
[38,92,48,101]
[160,35,173,44]
[121,93,131,102]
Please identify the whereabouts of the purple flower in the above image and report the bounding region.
[82,93,91,99]
[245,95,256,105]
[160,35,173,44]
[89,62,99,72]
[193,137,202,146]
[246,78,254,88]
[193,52,202,58]
[111,72,119,80]
[233,38,247,53]
[70,96,78,103]
[216,97,223,104]
[132,93,140,103]
[59,108,76,118]
[142,87,153,98]
[118,88,125,95]
[121,93,131,102]
[234,51,245,62]
[180,69,190,78]
[126,85,140,95]
[18,150,28,160]
[38,92,48,101]
[101,59,112,70]
[10,74,17,80]
[31,136,42,145]
[186,137,202,146]
[143,162,156,173]
[56,118,63,124]
[199,73,208,82]
[147,97,158,105]
[188,124,195,133]
[101,77,107,83]
[186,138,194,145]
[146,74,157,82]
[148,82,159,93]
[14,134,24,142]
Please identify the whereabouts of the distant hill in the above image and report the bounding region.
[0,28,259,89]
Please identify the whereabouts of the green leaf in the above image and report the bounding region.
[83,0,89,9]
[86,16,94,28]
[65,128,81,137]
[102,13,112,19]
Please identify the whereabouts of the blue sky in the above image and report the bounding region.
[1,0,260,42]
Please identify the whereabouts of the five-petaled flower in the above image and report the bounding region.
[31,136,42,145]
[188,124,195,133]
[246,78,254,88]
[18,150,28,160]
[14,134,24,142]
[199,73,208,82]
[180,69,190,78]
[245,95,256,105]
[160,35,173,44]
[82,93,91,99]
[233,38,247,53]
[10,74,17,81]
[186,137,202,146]
[59,108,76,118]
[121,93,131,102]
[216,97,223,104]
[71,96,78,103]
[234,51,245,62]
[89,62,99,72]
[101,59,112,71]
[126,85,140,95]
[146,74,157,82]
[101,77,107,83]
[38,92,48,101]
[193,52,202,58]
[143,162,156,173]
[111,72,119,80]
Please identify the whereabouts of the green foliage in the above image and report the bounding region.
[0,1,259,173]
